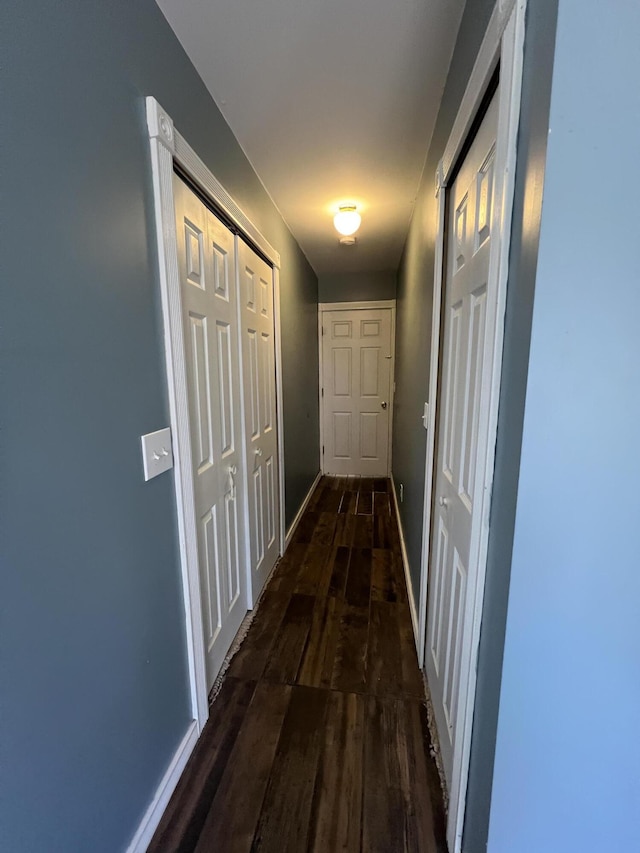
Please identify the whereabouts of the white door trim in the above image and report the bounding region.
[319,299,396,312]
[416,2,526,850]
[136,96,285,848]
[273,267,287,556]
[318,300,396,476]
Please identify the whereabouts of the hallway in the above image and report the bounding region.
[149,476,447,852]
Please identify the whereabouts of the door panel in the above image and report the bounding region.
[322,307,393,476]
[216,321,234,455]
[460,286,487,507]
[333,349,352,396]
[261,332,274,431]
[360,347,380,396]
[360,412,379,459]
[266,456,276,545]
[334,413,351,457]
[174,175,247,692]
[202,509,221,646]
[225,492,240,606]
[238,240,280,601]
[425,92,499,785]
[188,315,212,471]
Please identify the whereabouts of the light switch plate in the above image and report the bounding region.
[141,428,173,481]
[422,402,429,430]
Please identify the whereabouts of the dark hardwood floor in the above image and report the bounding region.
[149,476,447,852]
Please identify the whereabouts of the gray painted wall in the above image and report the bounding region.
[0,1,318,850]
[488,1,640,849]
[280,248,322,523]
[463,1,559,848]
[392,0,495,601]
[318,270,397,303]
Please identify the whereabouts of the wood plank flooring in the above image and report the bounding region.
[149,476,447,853]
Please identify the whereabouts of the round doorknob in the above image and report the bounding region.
[254,447,263,457]
[439,496,448,507]
[381,401,387,409]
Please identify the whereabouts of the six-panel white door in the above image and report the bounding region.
[321,308,393,476]
[425,93,499,785]
[173,176,248,692]
[237,239,280,601]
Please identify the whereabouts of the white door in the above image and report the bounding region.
[173,175,247,691]
[425,93,499,784]
[237,239,280,601]
[321,307,393,476]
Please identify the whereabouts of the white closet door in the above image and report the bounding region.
[173,175,247,691]
[426,92,499,785]
[237,239,280,602]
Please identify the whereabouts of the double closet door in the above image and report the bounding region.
[173,175,280,690]
[426,91,498,788]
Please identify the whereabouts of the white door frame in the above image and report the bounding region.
[318,299,396,476]
[145,96,285,732]
[415,2,526,850]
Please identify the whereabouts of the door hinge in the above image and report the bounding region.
[322,445,325,455]
[321,326,325,336]
[321,388,324,397]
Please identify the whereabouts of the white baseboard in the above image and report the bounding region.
[126,719,199,853]
[390,477,420,654]
[284,470,322,549]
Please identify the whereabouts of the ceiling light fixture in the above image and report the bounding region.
[333,204,361,237]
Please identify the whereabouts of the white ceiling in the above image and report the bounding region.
[156,0,465,276]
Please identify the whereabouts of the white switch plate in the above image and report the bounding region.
[422,402,429,430]
[141,428,173,481]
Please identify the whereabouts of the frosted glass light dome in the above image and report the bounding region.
[333,206,361,237]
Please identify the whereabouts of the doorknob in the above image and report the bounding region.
[228,464,237,500]
[439,496,448,508]
[381,401,388,409]
[254,447,263,457]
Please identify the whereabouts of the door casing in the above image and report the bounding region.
[146,97,286,733]
[416,2,527,851]
[318,300,396,476]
